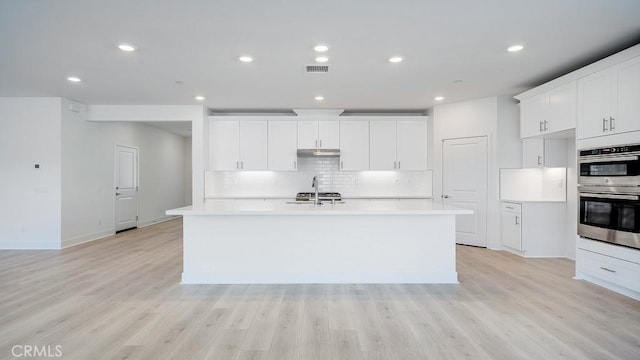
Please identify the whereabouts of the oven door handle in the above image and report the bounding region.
[579,155,639,163]
[580,192,639,201]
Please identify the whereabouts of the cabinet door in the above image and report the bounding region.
[577,69,613,139]
[239,120,268,170]
[520,94,547,138]
[547,82,576,133]
[396,119,426,170]
[340,120,369,170]
[318,120,340,149]
[501,205,522,251]
[522,138,544,168]
[613,56,640,134]
[297,120,318,148]
[370,120,397,170]
[210,119,239,170]
[268,120,298,170]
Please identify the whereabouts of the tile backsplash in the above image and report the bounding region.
[205,157,432,198]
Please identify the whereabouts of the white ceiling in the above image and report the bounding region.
[1,0,639,114]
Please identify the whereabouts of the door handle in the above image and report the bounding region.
[442,194,450,199]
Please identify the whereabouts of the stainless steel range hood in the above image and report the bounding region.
[296,149,341,157]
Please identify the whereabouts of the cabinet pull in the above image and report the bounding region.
[539,121,544,132]
[505,206,514,210]
[393,161,397,169]
[537,155,542,166]
[398,161,401,169]
[315,140,318,148]
[600,267,616,273]
[609,116,615,130]
[515,216,519,225]
[543,120,548,131]
[602,117,608,132]
[236,161,239,169]
[319,139,322,148]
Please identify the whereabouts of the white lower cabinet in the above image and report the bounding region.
[576,238,640,300]
[501,202,566,257]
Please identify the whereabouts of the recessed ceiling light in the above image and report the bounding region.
[239,56,253,63]
[195,96,205,101]
[315,96,324,101]
[314,45,329,52]
[507,45,524,52]
[434,96,444,101]
[315,56,329,63]
[67,76,82,83]
[389,56,403,63]
[118,44,136,52]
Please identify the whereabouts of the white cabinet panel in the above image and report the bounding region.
[369,120,397,170]
[521,82,576,138]
[522,138,567,168]
[210,120,240,170]
[397,120,426,170]
[501,203,522,251]
[577,55,640,139]
[339,120,369,170]
[297,120,318,148]
[239,120,268,170]
[268,120,298,170]
[614,56,640,134]
[297,120,340,149]
[319,120,340,149]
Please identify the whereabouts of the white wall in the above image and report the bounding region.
[432,96,520,250]
[61,100,187,247]
[184,137,192,205]
[0,98,62,249]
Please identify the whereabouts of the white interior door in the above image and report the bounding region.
[442,137,488,247]
[115,145,138,232]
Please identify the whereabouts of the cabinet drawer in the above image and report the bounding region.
[577,249,640,293]
[502,202,521,213]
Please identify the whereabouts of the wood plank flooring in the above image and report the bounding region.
[1,218,639,359]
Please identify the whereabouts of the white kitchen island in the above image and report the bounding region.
[167,199,472,284]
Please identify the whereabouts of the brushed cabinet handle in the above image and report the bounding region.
[544,120,548,131]
[515,216,519,225]
[600,267,616,273]
[398,161,401,169]
[602,117,608,132]
[315,140,318,148]
[609,116,615,130]
[319,139,322,148]
[537,155,542,166]
[393,161,397,169]
[539,121,543,132]
[236,161,239,169]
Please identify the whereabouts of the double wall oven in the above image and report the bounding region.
[578,143,640,250]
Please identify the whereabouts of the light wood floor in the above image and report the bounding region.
[1,219,639,360]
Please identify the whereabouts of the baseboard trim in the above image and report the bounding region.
[62,229,115,248]
[0,240,61,250]
[138,215,181,228]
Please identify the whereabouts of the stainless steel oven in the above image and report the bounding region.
[578,143,640,250]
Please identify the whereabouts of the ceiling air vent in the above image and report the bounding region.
[305,65,329,73]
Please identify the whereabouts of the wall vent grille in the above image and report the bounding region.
[305,65,329,73]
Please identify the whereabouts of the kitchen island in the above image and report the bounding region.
[167,199,472,284]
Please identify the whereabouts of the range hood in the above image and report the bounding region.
[296,149,341,157]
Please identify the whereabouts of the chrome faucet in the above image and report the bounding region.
[312,175,319,205]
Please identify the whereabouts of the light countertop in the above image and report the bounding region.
[167,199,473,216]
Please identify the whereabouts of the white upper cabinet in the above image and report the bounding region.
[578,56,640,139]
[297,120,340,149]
[209,118,268,170]
[370,118,427,171]
[522,138,567,168]
[370,120,398,170]
[339,119,369,170]
[268,120,298,171]
[210,119,240,171]
[397,120,427,170]
[520,82,576,138]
